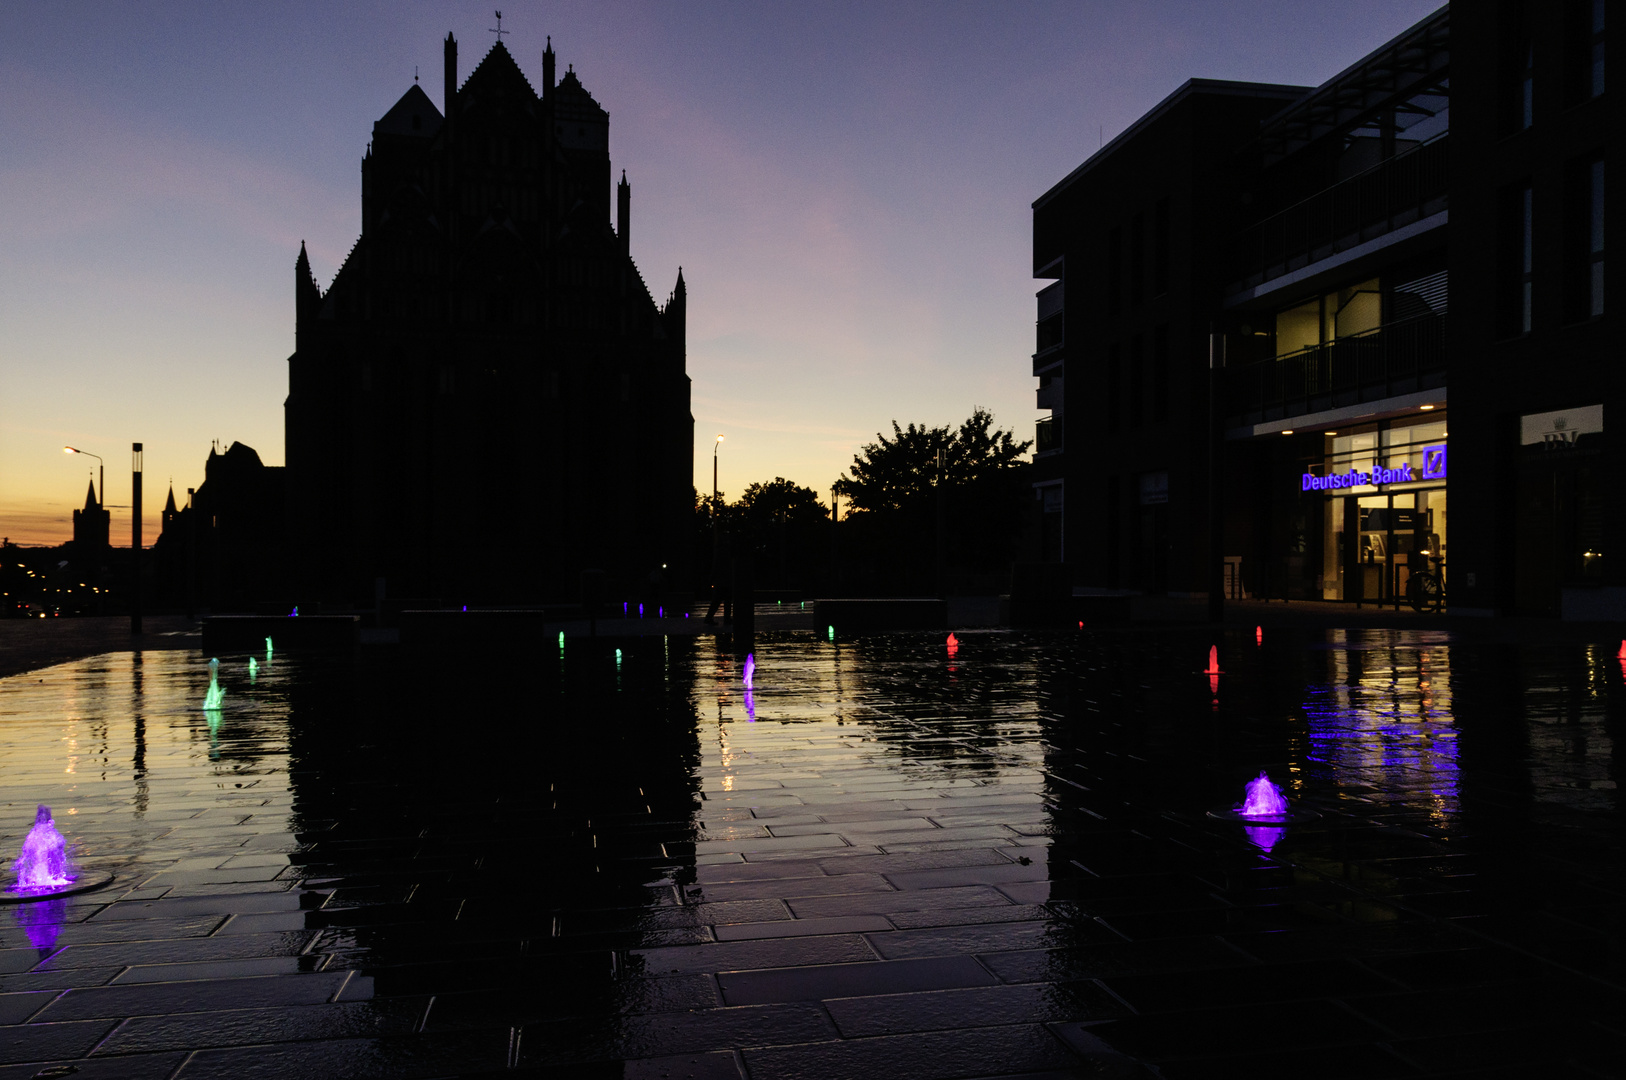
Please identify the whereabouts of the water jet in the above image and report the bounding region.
[3,806,113,903]
[203,657,224,710]
[1207,771,1319,824]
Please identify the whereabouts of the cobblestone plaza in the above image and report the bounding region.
[0,628,1621,1077]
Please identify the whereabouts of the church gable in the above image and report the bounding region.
[374,83,443,140]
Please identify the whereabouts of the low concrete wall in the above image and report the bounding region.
[399,609,554,646]
[202,615,358,653]
[815,598,946,632]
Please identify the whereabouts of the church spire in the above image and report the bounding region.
[543,35,555,96]
[295,241,320,332]
[83,478,99,512]
[618,170,630,260]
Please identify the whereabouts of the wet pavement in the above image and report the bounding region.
[0,628,1622,1078]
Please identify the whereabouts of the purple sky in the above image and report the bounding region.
[1,1,1442,545]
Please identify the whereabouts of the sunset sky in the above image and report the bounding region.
[1,1,1442,546]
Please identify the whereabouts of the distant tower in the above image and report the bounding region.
[71,478,110,552]
[162,483,179,533]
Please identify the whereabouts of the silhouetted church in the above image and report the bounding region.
[287,33,692,605]
[71,480,109,553]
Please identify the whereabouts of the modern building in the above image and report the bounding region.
[1031,2,1611,618]
[286,34,692,606]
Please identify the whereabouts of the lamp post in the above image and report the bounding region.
[63,446,103,511]
[712,434,724,526]
[1207,330,1225,624]
[132,443,143,635]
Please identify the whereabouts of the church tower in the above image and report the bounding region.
[71,478,109,552]
[286,31,692,605]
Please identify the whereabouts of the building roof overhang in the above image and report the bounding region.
[1252,5,1449,165]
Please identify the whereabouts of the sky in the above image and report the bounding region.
[0,0,1443,546]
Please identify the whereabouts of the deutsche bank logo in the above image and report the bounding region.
[1421,443,1448,480]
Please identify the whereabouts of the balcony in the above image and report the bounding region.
[1229,135,1448,294]
[1225,312,1446,427]
[1035,415,1060,455]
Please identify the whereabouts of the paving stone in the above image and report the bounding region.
[823,981,1123,1038]
[0,990,54,1025]
[169,1030,511,1078]
[94,998,429,1054]
[0,1018,117,1065]
[787,885,1014,919]
[634,933,878,976]
[718,955,999,1005]
[864,918,1055,960]
[686,873,893,903]
[0,1050,189,1080]
[740,1023,1080,1080]
[520,1002,836,1062]
[35,972,352,1021]
[712,915,893,942]
[618,1050,744,1079]
[38,931,315,971]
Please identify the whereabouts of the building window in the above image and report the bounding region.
[1499,182,1535,335]
[1592,159,1605,317]
[1107,226,1123,316]
[1106,341,1121,433]
[1593,0,1606,96]
[1583,157,1605,317]
[1272,278,1381,358]
[1153,198,1170,297]
[1130,211,1146,308]
[1128,333,1144,428]
[1152,323,1170,423]
[1519,40,1535,130]
[1520,184,1534,332]
[1567,156,1606,320]
[1573,0,1605,100]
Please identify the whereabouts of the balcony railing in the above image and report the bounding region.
[1229,135,1449,292]
[1225,312,1447,426]
[1035,415,1059,454]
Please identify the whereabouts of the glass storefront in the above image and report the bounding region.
[1311,415,1448,603]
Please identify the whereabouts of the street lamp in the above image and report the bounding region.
[63,446,103,510]
[713,434,724,521]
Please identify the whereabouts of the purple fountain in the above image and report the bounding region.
[3,805,112,903]
[1207,771,1319,826]
[12,806,68,892]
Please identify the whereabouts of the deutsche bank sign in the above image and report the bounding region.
[1301,443,1447,493]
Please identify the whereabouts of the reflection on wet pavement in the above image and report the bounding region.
[0,628,1621,1078]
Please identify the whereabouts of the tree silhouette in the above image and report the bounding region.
[834,407,1031,592]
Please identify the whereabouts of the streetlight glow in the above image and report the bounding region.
[63,446,104,509]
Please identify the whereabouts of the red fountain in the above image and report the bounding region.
[946,633,958,659]
[1203,645,1222,696]
[1256,626,1263,645]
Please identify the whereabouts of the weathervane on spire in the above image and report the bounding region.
[490,10,508,44]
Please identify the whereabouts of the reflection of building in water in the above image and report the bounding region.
[1304,630,1459,821]
[1520,642,1616,813]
